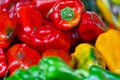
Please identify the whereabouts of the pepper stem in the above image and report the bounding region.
[60,7,74,21]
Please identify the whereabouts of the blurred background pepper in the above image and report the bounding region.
[96,0,120,30]
[95,28,120,74]
[78,11,107,42]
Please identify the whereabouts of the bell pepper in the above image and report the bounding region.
[0,9,18,48]
[0,48,8,77]
[8,0,36,20]
[78,11,107,42]
[47,0,84,30]
[32,0,57,18]
[78,65,120,80]
[95,28,120,74]
[42,49,73,67]
[5,56,82,80]
[16,4,70,53]
[96,0,120,30]
[16,4,42,45]
[72,43,106,70]
[6,43,41,75]
[5,57,120,80]
[29,25,70,53]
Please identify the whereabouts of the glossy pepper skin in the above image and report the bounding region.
[5,57,82,80]
[6,43,41,75]
[16,5,42,45]
[96,0,120,30]
[8,0,36,20]
[16,4,70,53]
[48,0,84,30]
[29,25,70,53]
[78,11,107,42]
[0,48,8,77]
[72,43,106,70]
[95,28,120,74]
[0,9,18,48]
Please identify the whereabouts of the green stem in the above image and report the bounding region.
[60,7,74,21]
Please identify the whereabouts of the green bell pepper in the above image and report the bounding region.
[5,56,120,80]
[83,66,120,80]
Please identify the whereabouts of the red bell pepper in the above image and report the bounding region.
[0,9,18,48]
[16,4,70,53]
[0,0,30,10]
[32,0,57,18]
[6,43,41,75]
[0,48,8,77]
[29,25,70,53]
[78,11,107,42]
[47,0,84,30]
[8,0,36,21]
[16,5,42,45]
[42,49,73,67]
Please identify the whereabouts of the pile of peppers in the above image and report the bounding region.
[0,0,120,80]
[5,57,120,80]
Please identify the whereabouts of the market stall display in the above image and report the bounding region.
[0,0,120,80]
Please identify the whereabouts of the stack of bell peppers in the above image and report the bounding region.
[0,0,120,80]
[5,57,120,80]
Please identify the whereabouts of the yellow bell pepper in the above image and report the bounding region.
[72,43,106,70]
[96,0,120,30]
[95,28,120,74]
